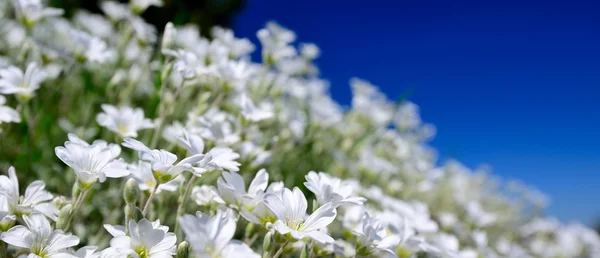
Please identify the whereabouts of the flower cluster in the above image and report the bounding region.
[0,1,598,258]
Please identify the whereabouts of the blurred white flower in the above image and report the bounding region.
[0,167,58,220]
[0,95,20,124]
[212,27,255,58]
[55,134,129,186]
[350,78,393,126]
[70,30,114,63]
[96,104,154,138]
[0,62,46,99]
[122,138,204,183]
[304,171,365,207]
[263,187,337,244]
[238,94,273,122]
[300,43,320,60]
[130,0,162,14]
[191,185,225,206]
[180,208,260,258]
[11,0,64,26]
[1,213,79,257]
[104,218,176,258]
[73,11,113,39]
[354,212,399,257]
[257,22,297,64]
[217,169,267,207]
[394,101,422,131]
[100,1,131,21]
[128,161,183,194]
[71,246,101,258]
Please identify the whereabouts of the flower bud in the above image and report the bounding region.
[245,222,255,238]
[300,243,309,258]
[124,178,139,204]
[72,182,81,200]
[0,214,16,232]
[263,231,273,252]
[161,22,176,53]
[177,241,190,258]
[56,204,73,230]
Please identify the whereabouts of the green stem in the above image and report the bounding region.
[175,175,197,236]
[272,242,288,258]
[0,241,6,258]
[64,188,90,231]
[142,183,159,217]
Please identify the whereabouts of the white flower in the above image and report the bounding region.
[0,95,20,124]
[203,147,241,172]
[300,43,320,60]
[257,22,297,63]
[212,27,254,58]
[354,212,400,257]
[11,0,64,26]
[191,185,225,206]
[128,161,183,194]
[177,131,241,175]
[350,78,393,126]
[0,62,46,99]
[96,104,154,138]
[0,167,58,220]
[71,246,100,258]
[55,134,129,186]
[70,30,113,63]
[304,171,365,207]
[263,187,337,244]
[100,1,131,21]
[238,94,273,122]
[465,201,497,228]
[1,213,79,257]
[177,130,205,155]
[394,101,422,130]
[217,169,267,207]
[179,208,259,258]
[73,11,114,39]
[163,49,216,79]
[122,138,204,183]
[0,196,17,231]
[130,0,162,14]
[104,219,176,258]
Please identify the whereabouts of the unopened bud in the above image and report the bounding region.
[124,178,139,204]
[300,244,309,258]
[161,22,176,53]
[56,204,73,230]
[245,222,255,238]
[263,231,273,252]
[72,183,80,200]
[177,241,190,258]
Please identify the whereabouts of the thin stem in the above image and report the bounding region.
[175,175,197,236]
[272,242,288,258]
[0,241,6,258]
[142,184,160,217]
[64,189,90,231]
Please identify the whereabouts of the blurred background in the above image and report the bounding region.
[53,0,600,226]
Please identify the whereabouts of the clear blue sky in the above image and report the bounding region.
[233,0,600,225]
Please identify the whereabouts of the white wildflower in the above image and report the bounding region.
[304,171,365,207]
[1,213,79,257]
[96,104,154,138]
[0,167,58,220]
[179,208,260,258]
[104,219,176,258]
[263,187,337,244]
[55,134,129,187]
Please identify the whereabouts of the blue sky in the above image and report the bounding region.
[233,0,600,224]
